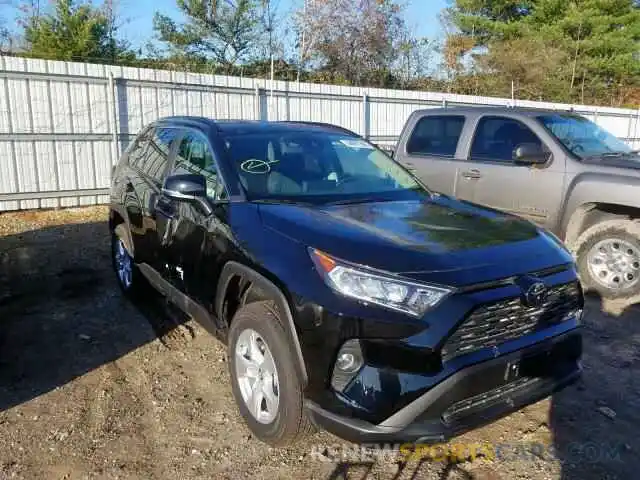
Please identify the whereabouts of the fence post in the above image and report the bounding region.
[256,87,267,121]
[636,108,640,149]
[108,72,120,164]
[362,93,370,139]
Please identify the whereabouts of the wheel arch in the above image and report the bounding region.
[215,261,308,386]
[564,202,640,251]
[109,206,134,257]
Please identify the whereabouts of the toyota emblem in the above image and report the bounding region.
[516,276,548,308]
[524,282,547,308]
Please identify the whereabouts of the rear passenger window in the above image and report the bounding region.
[470,117,543,163]
[175,132,227,200]
[127,126,177,184]
[144,127,179,183]
[127,128,152,170]
[407,116,465,157]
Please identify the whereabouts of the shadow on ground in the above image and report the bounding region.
[550,292,640,479]
[0,220,190,413]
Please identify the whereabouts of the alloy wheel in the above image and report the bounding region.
[587,238,640,291]
[234,328,280,424]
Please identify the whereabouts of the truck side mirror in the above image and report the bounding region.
[513,143,548,165]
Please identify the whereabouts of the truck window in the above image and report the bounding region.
[470,117,543,163]
[406,115,465,157]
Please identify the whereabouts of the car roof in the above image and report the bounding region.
[412,106,580,118]
[153,117,359,136]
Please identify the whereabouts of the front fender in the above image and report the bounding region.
[560,173,640,239]
[215,261,309,386]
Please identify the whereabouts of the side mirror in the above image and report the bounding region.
[513,143,549,165]
[162,174,212,215]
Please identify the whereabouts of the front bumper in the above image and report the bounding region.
[305,329,581,444]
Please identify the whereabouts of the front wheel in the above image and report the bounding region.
[228,301,314,446]
[575,219,640,300]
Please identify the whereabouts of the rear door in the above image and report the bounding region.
[456,115,566,229]
[395,114,467,196]
[125,125,179,267]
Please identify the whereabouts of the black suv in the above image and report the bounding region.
[109,117,584,446]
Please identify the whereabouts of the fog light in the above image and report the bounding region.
[331,339,364,392]
[336,353,358,372]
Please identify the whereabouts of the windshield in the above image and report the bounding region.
[222,130,423,203]
[538,114,633,159]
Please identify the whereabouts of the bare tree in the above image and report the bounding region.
[294,0,408,86]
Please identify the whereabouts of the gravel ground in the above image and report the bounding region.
[0,206,639,480]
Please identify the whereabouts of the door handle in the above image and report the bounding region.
[461,169,482,179]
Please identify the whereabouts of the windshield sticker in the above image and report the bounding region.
[240,159,279,174]
[339,139,374,150]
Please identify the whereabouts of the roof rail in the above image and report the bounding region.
[277,121,360,137]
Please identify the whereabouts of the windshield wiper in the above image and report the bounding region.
[584,151,630,160]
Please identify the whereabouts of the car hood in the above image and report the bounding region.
[257,195,573,287]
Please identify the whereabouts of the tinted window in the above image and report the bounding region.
[407,116,465,157]
[470,117,543,163]
[175,132,226,200]
[127,128,152,170]
[222,131,420,202]
[127,126,177,184]
[144,127,179,183]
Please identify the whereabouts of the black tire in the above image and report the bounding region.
[228,300,314,446]
[111,225,147,299]
[574,219,640,300]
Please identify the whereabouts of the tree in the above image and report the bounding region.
[23,0,132,62]
[447,0,640,104]
[294,0,409,86]
[153,0,265,70]
[395,37,435,87]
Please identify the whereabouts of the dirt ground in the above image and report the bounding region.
[0,206,638,480]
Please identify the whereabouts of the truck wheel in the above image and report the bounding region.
[574,219,640,300]
[228,301,314,446]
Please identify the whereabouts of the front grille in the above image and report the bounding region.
[441,377,541,424]
[441,282,581,361]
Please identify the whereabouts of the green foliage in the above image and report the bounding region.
[23,0,132,62]
[153,0,263,69]
[448,0,640,105]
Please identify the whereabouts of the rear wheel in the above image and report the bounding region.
[575,219,640,300]
[111,227,146,299]
[228,301,314,446]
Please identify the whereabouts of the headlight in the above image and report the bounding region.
[309,248,452,318]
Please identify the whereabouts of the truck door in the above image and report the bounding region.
[395,114,467,196]
[456,115,566,229]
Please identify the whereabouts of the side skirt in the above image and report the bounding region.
[138,263,220,339]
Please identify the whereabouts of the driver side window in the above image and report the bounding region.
[175,131,227,200]
[470,117,544,164]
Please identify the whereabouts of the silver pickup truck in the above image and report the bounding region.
[392,107,640,301]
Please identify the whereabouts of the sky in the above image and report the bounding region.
[0,0,449,52]
[120,0,448,51]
